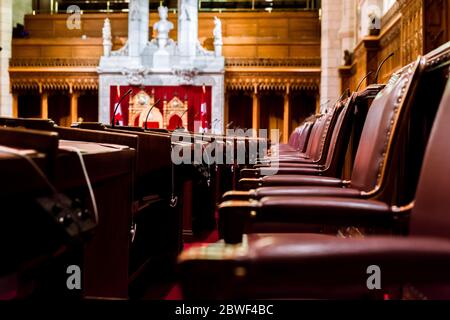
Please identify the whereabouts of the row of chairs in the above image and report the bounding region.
[281,120,314,154]
[177,41,450,299]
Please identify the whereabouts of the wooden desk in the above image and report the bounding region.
[0,127,135,299]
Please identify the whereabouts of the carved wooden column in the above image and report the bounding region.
[252,87,260,137]
[40,92,48,119]
[12,93,19,118]
[70,91,79,124]
[400,0,423,64]
[282,85,290,143]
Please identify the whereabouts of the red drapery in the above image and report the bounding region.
[110,85,212,131]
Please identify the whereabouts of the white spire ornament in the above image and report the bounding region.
[213,16,223,57]
[102,18,112,57]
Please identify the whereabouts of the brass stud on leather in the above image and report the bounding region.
[234,266,247,277]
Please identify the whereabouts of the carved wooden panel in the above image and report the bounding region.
[24,13,129,38]
[12,38,103,58]
[378,17,402,83]
[343,0,424,91]
[353,41,368,90]
[400,0,423,63]
[424,0,450,53]
[20,11,320,59]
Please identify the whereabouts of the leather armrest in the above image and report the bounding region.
[274,156,315,163]
[254,186,361,199]
[238,178,263,190]
[239,168,260,179]
[178,234,450,299]
[266,167,323,175]
[257,196,392,226]
[238,175,345,190]
[218,200,260,243]
[255,162,323,169]
[257,154,310,163]
[273,162,323,168]
[222,190,255,202]
[218,197,392,243]
[223,186,360,202]
[262,175,345,187]
[277,153,311,158]
[240,165,323,179]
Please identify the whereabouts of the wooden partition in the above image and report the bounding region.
[340,0,423,92]
[341,0,450,93]
[16,11,320,59]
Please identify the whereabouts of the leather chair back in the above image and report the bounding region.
[306,103,342,162]
[287,125,305,149]
[350,58,423,193]
[410,78,450,237]
[379,44,450,207]
[287,126,299,147]
[320,95,355,175]
[297,122,313,153]
[301,114,324,158]
[318,102,347,163]
[322,85,385,177]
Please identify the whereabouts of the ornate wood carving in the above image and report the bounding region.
[225,57,320,92]
[424,0,450,53]
[226,58,321,68]
[10,73,98,92]
[343,37,379,92]
[225,72,320,92]
[378,15,402,83]
[163,96,188,129]
[10,59,99,93]
[343,0,424,91]
[400,0,424,64]
[10,58,99,68]
[128,90,157,127]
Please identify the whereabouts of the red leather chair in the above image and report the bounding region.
[241,84,383,180]
[296,121,314,153]
[281,124,303,152]
[237,61,420,191]
[217,43,450,244]
[234,85,383,198]
[279,121,314,154]
[259,102,342,164]
[218,59,423,242]
[178,70,450,299]
[233,102,347,190]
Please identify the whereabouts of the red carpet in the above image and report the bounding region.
[164,228,219,300]
[165,285,183,300]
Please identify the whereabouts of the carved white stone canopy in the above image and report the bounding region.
[98,0,225,133]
